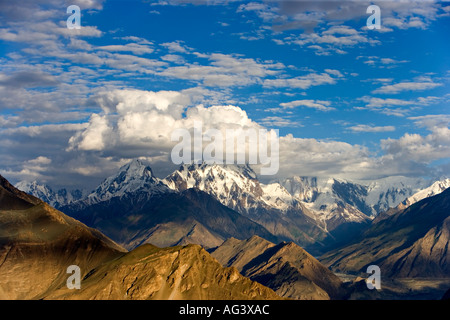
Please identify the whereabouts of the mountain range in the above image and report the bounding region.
[210,235,344,300]
[0,174,282,300]
[17,159,450,255]
[320,187,450,278]
[3,166,450,300]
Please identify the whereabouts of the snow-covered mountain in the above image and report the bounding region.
[162,163,326,247]
[60,159,173,213]
[398,178,450,209]
[281,177,372,232]
[83,159,170,206]
[363,176,429,214]
[279,175,433,223]
[17,159,449,253]
[15,180,84,209]
[163,163,299,214]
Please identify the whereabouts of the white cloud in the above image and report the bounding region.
[348,125,396,133]
[408,114,450,130]
[279,99,335,112]
[161,54,185,64]
[258,116,302,128]
[359,95,446,117]
[362,56,409,68]
[68,114,111,151]
[97,43,154,55]
[161,41,191,53]
[287,25,380,55]
[68,88,261,154]
[0,155,53,182]
[324,69,344,78]
[275,0,446,32]
[263,72,337,89]
[373,78,443,94]
[381,127,450,164]
[27,156,52,166]
[160,53,284,87]
[2,123,88,137]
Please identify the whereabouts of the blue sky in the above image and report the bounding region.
[0,0,449,189]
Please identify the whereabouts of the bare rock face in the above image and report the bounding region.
[45,244,282,300]
[211,235,344,300]
[379,216,450,278]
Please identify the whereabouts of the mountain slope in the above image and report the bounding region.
[63,187,278,250]
[211,236,344,300]
[0,174,127,300]
[0,175,42,210]
[45,243,282,300]
[320,187,450,278]
[164,163,328,250]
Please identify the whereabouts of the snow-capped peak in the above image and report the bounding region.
[84,159,167,204]
[400,178,450,208]
[15,180,84,208]
[15,181,54,202]
[163,162,295,213]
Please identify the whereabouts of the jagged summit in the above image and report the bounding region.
[119,158,155,178]
[15,180,84,209]
[83,159,169,205]
[177,162,258,180]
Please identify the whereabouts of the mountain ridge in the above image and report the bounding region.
[0,174,127,299]
[16,160,449,254]
[320,187,450,278]
[211,235,344,300]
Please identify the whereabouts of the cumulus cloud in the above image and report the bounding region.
[64,88,450,183]
[67,88,264,155]
[381,127,450,164]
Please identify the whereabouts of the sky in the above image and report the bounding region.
[0,0,449,190]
